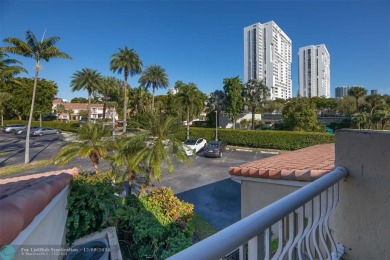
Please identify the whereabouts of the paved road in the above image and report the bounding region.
[155,149,276,230]
[0,132,278,230]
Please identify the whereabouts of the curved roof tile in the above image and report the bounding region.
[0,168,79,247]
[229,144,334,182]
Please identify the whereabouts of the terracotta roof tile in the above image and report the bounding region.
[0,168,79,246]
[229,144,334,182]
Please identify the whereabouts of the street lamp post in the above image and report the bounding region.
[38,111,42,127]
[215,110,218,141]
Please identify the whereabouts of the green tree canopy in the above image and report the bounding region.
[223,76,244,129]
[1,77,57,120]
[174,81,206,139]
[138,64,169,110]
[241,79,270,129]
[71,68,103,121]
[348,86,367,111]
[54,122,113,173]
[70,97,88,103]
[282,97,319,131]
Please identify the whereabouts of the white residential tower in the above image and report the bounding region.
[244,21,292,100]
[298,44,330,98]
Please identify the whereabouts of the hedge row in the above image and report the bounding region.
[176,127,335,150]
[3,120,81,133]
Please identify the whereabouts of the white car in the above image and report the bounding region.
[183,138,207,156]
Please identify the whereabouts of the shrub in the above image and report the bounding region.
[117,187,194,259]
[66,173,121,243]
[175,127,334,150]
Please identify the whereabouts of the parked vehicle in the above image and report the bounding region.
[183,138,207,156]
[204,141,227,158]
[14,126,40,135]
[2,124,26,133]
[32,127,61,136]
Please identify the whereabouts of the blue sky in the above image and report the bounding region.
[1,0,389,100]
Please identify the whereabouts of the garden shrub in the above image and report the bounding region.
[117,187,194,259]
[66,173,121,243]
[175,127,334,150]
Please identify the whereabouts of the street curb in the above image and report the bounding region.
[260,151,280,155]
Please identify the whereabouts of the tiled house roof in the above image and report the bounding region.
[0,168,79,246]
[229,144,334,182]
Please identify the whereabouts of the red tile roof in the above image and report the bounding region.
[229,144,334,182]
[0,168,79,246]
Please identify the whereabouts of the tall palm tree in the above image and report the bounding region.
[99,76,121,119]
[71,68,102,121]
[110,47,143,133]
[174,81,206,139]
[53,123,113,173]
[348,86,367,112]
[242,79,270,129]
[1,30,71,164]
[138,65,169,110]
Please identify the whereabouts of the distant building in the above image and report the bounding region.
[244,21,292,100]
[298,44,330,98]
[335,86,351,98]
[371,90,378,95]
[52,99,117,121]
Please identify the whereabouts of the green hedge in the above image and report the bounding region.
[177,127,334,150]
[3,120,81,133]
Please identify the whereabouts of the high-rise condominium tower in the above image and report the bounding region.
[298,44,330,98]
[244,21,292,100]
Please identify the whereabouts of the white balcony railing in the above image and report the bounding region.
[169,166,349,260]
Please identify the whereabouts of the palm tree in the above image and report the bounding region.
[1,30,71,164]
[71,68,102,121]
[174,81,206,139]
[138,65,169,110]
[242,79,270,129]
[53,123,113,173]
[348,86,367,112]
[123,113,189,185]
[0,51,27,84]
[110,47,143,134]
[99,76,121,119]
[129,86,152,116]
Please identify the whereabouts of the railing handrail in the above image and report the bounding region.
[169,166,349,260]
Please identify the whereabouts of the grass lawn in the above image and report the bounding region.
[192,213,218,241]
[0,160,52,177]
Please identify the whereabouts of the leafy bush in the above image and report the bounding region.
[117,187,194,259]
[175,127,334,150]
[66,173,121,243]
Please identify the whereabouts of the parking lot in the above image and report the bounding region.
[0,131,278,229]
[0,131,65,167]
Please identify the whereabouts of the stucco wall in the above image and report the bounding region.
[241,179,303,218]
[12,187,69,260]
[334,130,390,259]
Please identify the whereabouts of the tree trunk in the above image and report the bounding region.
[102,102,106,119]
[123,80,128,134]
[186,107,190,140]
[152,85,155,111]
[251,107,255,130]
[87,90,91,122]
[25,64,39,164]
